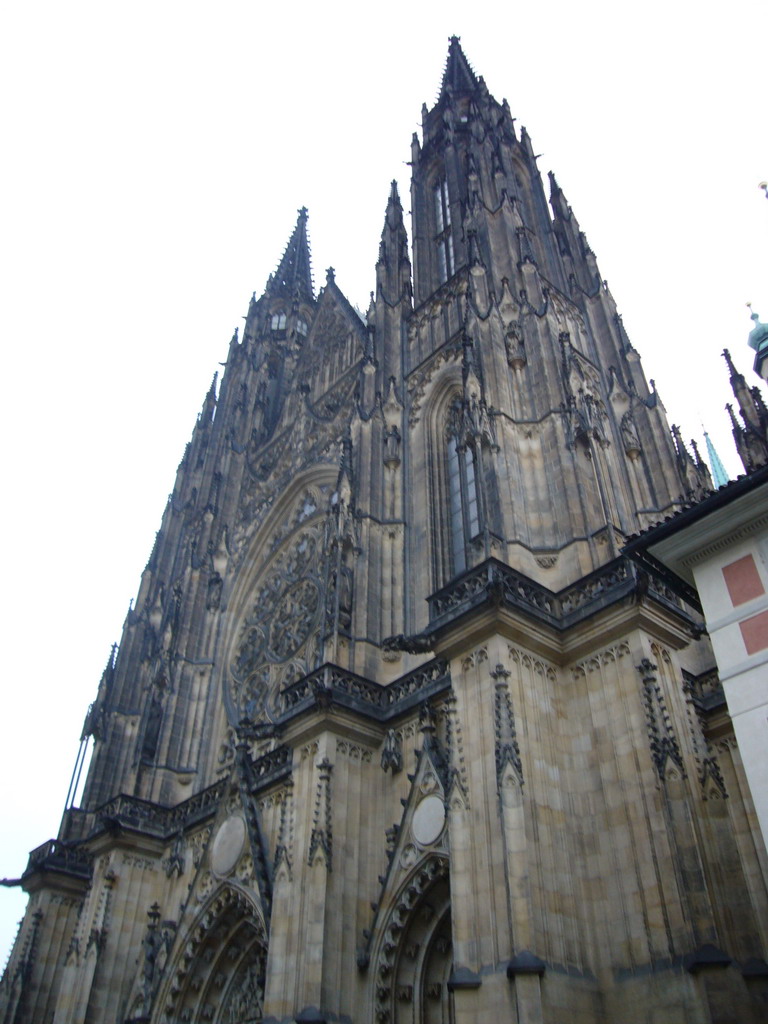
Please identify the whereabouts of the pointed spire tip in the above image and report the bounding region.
[439,35,479,100]
[265,207,315,303]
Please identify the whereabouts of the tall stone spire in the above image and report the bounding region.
[372,180,412,384]
[376,181,411,301]
[265,206,314,304]
[439,35,480,98]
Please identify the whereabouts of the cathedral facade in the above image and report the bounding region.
[3,38,767,1024]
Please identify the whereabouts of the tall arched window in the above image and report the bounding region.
[434,179,454,283]
[447,435,480,576]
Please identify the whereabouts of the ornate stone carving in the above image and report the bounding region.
[460,646,488,671]
[370,857,450,1024]
[269,579,320,660]
[336,739,373,763]
[229,521,325,722]
[508,646,557,683]
[637,655,685,781]
[163,832,186,878]
[407,335,464,426]
[571,641,631,678]
[438,691,468,800]
[189,828,213,870]
[308,759,333,871]
[383,425,401,467]
[491,663,523,785]
[223,961,264,1023]
[159,887,266,1024]
[205,572,223,612]
[504,322,527,370]
[621,410,642,460]
[561,333,610,450]
[682,668,728,801]
[534,554,557,569]
[381,729,403,773]
[124,903,175,1023]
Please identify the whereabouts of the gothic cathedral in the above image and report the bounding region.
[3,38,767,1024]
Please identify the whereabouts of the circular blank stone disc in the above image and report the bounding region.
[210,814,246,876]
[411,794,446,846]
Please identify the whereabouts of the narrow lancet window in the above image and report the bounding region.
[464,446,479,536]
[434,179,454,283]
[448,438,465,573]
[447,434,481,576]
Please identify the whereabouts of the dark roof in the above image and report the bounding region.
[623,463,768,555]
[622,464,768,611]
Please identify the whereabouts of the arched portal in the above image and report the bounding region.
[152,886,267,1024]
[373,858,453,1024]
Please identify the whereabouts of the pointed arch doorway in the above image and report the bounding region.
[374,862,454,1024]
[151,886,267,1024]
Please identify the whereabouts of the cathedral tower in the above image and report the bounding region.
[3,38,766,1024]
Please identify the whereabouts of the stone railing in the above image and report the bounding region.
[23,759,285,877]
[249,744,292,786]
[683,668,724,712]
[95,793,171,837]
[25,839,93,881]
[280,659,450,722]
[84,748,291,844]
[162,778,230,833]
[428,556,686,632]
[382,659,449,711]
[282,664,385,713]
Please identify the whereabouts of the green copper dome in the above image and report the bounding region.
[748,307,768,352]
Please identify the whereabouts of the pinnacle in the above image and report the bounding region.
[722,348,743,384]
[549,170,577,226]
[383,180,405,234]
[266,207,315,304]
[439,35,480,99]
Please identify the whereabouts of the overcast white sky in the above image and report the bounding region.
[1,0,766,962]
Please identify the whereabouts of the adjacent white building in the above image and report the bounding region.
[626,463,768,848]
